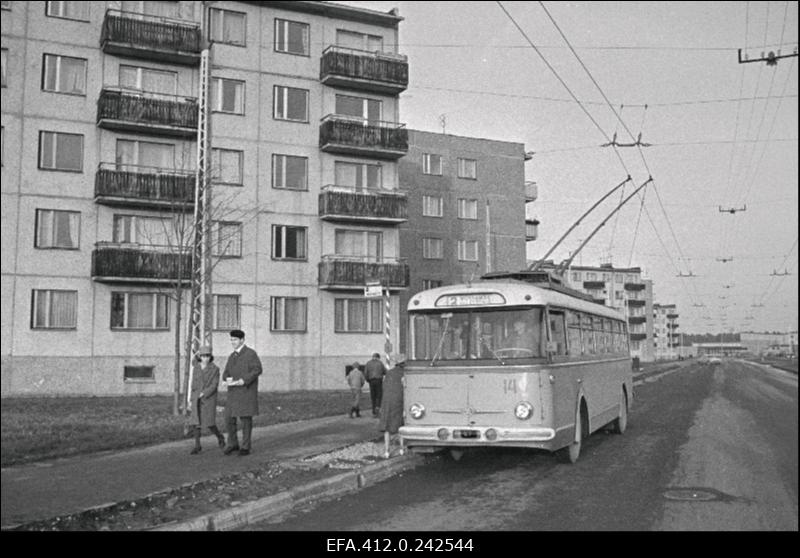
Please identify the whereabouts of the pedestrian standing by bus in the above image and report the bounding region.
[364,352,387,417]
[222,329,263,456]
[346,361,365,418]
[189,345,226,454]
[379,353,406,458]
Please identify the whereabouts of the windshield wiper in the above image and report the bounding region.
[478,334,505,365]
[430,315,451,366]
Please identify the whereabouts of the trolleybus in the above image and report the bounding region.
[400,271,632,463]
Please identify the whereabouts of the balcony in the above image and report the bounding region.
[100,9,201,65]
[319,115,408,159]
[630,333,647,341]
[318,255,409,291]
[668,322,679,329]
[525,181,538,203]
[525,218,539,241]
[97,87,198,137]
[92,242,191,285]
[95,163,195,210]
[627,299,646,308]
[667,313,679,319]
[319,185,407,225]
[629,316,647,325]
[624,282,646,291]
[320,45,408,95]
[591,297,606,305]
[584,280,605,289]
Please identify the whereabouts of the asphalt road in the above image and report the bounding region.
[249,360,798,531]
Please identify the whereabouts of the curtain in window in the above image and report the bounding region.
[55,133,81,170]
[277,298,305,330]
[215,150,241,183]
[115,140,136,171]
[221,81,239,112]
[60,57,85,94]
[286,88,306,120]
[53,211,76,248]
[348,300,367,331]
[155,295,168,328]
[49,290,77,327]
[216,296,239,328]
[34,291,48,327]
[37,211,53,247]
[286,22,308,54]
[214,223,240,256]
[141,69,176,95]
[223,12,244,43]
[335,162,358,188]
[283,156,306,190]
[142,1,178,18]
[285,227,306,259]
[139,141,174,170]
[127,294,152,328]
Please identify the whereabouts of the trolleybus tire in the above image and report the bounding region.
[612,391,628,434]
[559,406,586,464]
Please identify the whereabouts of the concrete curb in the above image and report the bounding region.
[150,452,425,531]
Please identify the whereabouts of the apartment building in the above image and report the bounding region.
[1,1,410,395]
[531,261,656,362]
[397,130,530,353]
[652,303,680,360]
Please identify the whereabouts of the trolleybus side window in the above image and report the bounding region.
[567,310,582,356]
[548,310,567,356]
[582,313,595,354]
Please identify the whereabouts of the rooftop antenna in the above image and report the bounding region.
[716,256,734,263]
[677,271,698,277]
[438,114,446,134]
[770,269,791,276]
[718,205,746,214]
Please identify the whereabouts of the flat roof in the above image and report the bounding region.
[241,1,403,28]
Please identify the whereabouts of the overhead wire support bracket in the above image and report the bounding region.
[719,205,746,214]
[738,47,798,66]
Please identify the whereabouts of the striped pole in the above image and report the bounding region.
[384,285,392,366]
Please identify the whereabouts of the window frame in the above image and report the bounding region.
[34,208,81,249]
[213,294,241,330]
[457,157,477,180]
[422,237,444,260]
[209,7,247,47]
[272,153,309,191]
[210,77,245,115]
[422,153,442,176]
[31,289,78,329]
[119,64,177,95]
[273,85,309,123]
[211,147,244,185]
[123,365,155,382]
[38,130,84,172]
[457,198,478,220]
[334,298,382,333]
[422,195,443,217]
[41,53,88,96]
[211,221,242,258]
[110,292,170,331]
[272,224,308,261]
[457,239,479,262]
[274,18,310,57]
[45,1,89,21]
[270,296,307,332]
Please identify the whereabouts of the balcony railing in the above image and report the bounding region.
[629,316,647,324]
[667,313,679,319]
[584,280,605,289]
[100,9,202,65]
[92,242,192,284]
[318,255,409,290]
[630,333,647,341]
[624,282,646,291]
[627,299,646,307]
[319,115,408,159]
[525,181,538,202]
[95,163,195,209]
[97,87,198,137]
[319,185,408,224]
[525,218,539,241]
[668,323,680,329]
[320,45,408,94]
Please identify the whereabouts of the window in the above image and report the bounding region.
[122,1,178,18]
[615,274,623,283]
[214,294,240,329]
[457,199,478,220]
[124,365,154,381]
[335,229,382,261]
[567,311,582,355]
[113,214,175,246]
[334,299,381,332]
[422,195,443,217]
[334,161,381,191]
[211,148,243,185]
[211,78,244,114]
[211,221,242,257]
[271,296,306,331]
[422,153,442,175]
[35,209,80,249]
[111,292,169,329]
[272,225,307,260]
[209,7,246,46]
[46,1,89,20]
[335,94,381,122]
[549,311,567,356]
[457,239,478,262]
[116,139,175,171]
[1,49,6,88]
[457,158,477,179]
[38,131,83,171]
[272,154,308,190]
[273,85,308,122]
[42,54,86,95]
[336,29,383,52]
[571,272,581,281]
[31,289,77,329]
[422,237,443,259]
[119,65,176,95]
[421,279,443,291]
[275,18,309,55]
[615,291,624,300]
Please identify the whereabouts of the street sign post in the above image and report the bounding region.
[364,281,382,298]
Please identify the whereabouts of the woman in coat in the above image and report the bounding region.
[378,354,406,458]
[346,361,365,418]
[189,345,225,454]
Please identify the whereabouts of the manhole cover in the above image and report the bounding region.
[664,488,718,502]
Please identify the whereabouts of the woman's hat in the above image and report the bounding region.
[198,345,212,356]
[352,361,361,367]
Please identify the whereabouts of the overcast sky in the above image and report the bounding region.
[333,1,799,335]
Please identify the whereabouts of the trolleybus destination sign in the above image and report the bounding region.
[435,293,506,307]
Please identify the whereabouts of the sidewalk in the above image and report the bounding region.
[1,412,386,529]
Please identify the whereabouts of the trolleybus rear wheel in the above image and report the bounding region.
[612,391,628,434]
[560,406,586,464]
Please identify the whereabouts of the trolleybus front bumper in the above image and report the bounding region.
[399,425,556,447]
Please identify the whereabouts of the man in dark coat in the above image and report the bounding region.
[364,352,387,417]
[222,329,263,456]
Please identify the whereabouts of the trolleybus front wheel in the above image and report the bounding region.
[559,406,586,464]
[612,391,628,434]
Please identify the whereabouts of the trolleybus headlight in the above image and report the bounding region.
[409,403,425,419]
[485,428,498,441]
[514,401,533,420]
